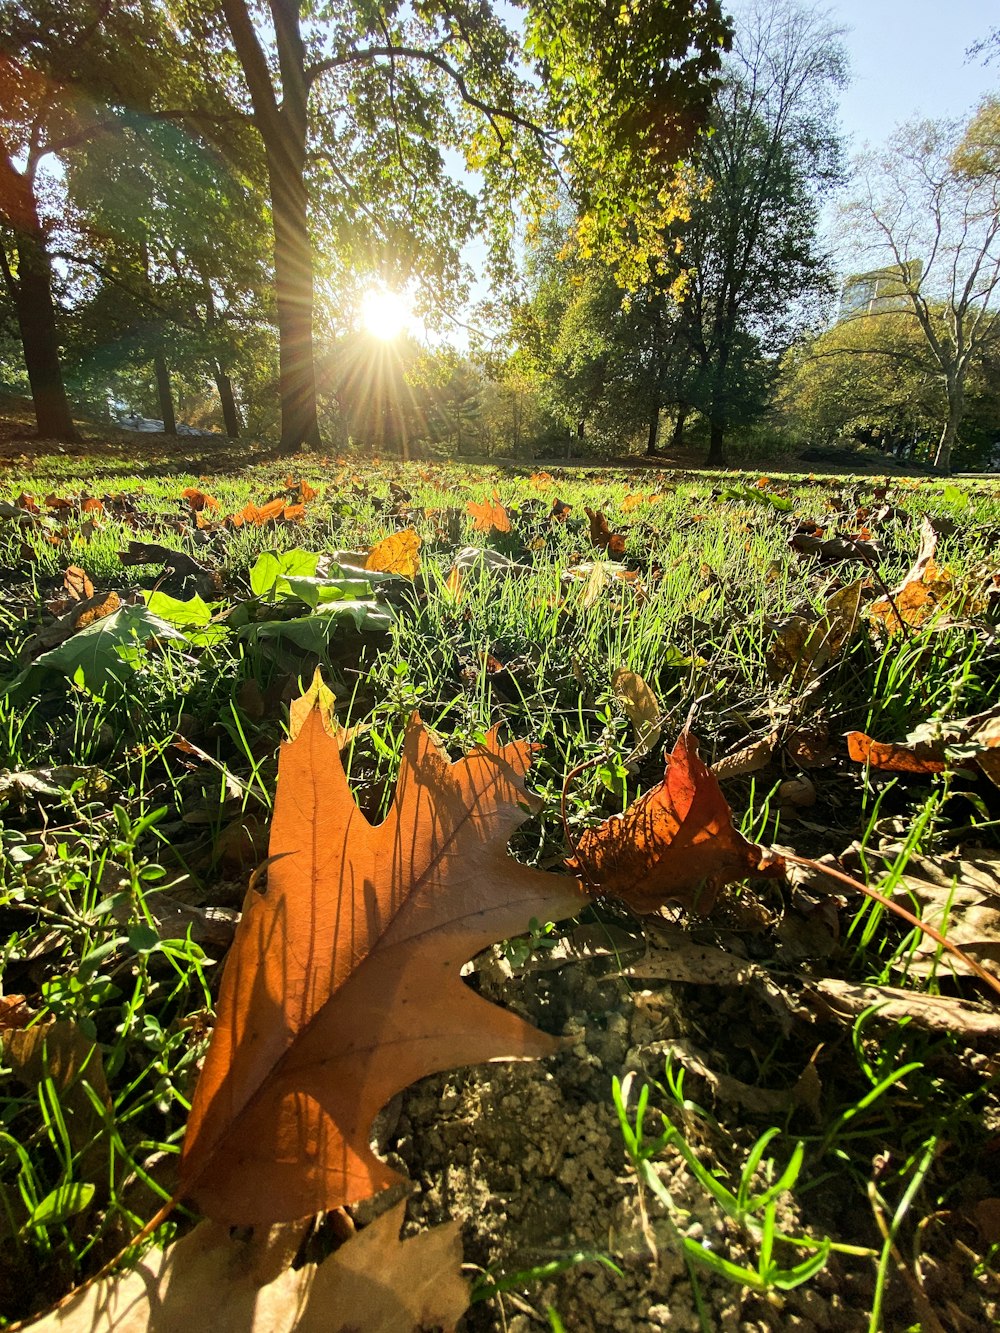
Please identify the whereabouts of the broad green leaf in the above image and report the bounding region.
[144,591,227,645]
[281,575,374,607]
[7,606,190,696]
[239,601,394,651]
[249,549,320,598]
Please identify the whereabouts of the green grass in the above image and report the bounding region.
[1,450,999,1325]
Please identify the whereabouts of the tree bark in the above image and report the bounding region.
[2,228,78,441]
[705,417,726,467]
[670,403,689,450]
[645,401,660,455]
[221,0,320,455]
[213,361,242,437]
[933,377,964,473]
[269,143,321,453]
[154,351,177,435]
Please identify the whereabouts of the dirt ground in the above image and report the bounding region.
[366,933,999,1332]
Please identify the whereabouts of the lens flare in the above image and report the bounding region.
[361,288,409,341]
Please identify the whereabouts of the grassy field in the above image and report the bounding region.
[1,436,999,1328]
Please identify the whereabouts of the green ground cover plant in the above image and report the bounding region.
[0,443,999,1329]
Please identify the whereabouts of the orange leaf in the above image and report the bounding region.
[182,487,220,512]
[366,529,421,578]
[282,502,305,522]
[467,498,511,533]
[73,591,121,629]
[571,730,784,916]
[63,565,94,602]
[179,683,583,1224]
[846,731,947,774]
[868,517,950,633]
[584,507,626,557]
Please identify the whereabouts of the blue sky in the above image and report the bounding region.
[832,0,995,148]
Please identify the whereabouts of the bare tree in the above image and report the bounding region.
[843,114,1000,471]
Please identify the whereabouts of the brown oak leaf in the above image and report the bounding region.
[179,685,583,1224]
[571,730,784,915]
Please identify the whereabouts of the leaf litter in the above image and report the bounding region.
[3,466,1000,1331]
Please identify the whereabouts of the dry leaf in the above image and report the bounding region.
[466,497,511,533]
[612,668,661,757]
[571,730,784,916]
[767,580,863,683]
[365,529,421,579]
[712,734,777,780]
[63,566,94,602]
[887,850,1000,983]
[181,488,219,513]
[869,517,952,633]
[1,1020,110,1163]
[847,732,948,774]
[584,507,625,556]
[179,687,583,1224]
[24,1201,467,1332]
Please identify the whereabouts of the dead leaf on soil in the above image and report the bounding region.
[612,667,661,757]
[1,1020,110,1162]
[845,709,1000,781]
[365,529,421,579]
[711,733,778,781]
[887,850,1000,983]
[571,729,785,916]
[767,580,864,684]
[179,681,584,1224]
[23,1200,467,1333]
[181,488,219,513]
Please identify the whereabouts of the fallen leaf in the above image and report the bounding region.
[712,733,777,780]
[23,1200,467,1333]
[182,488,220,513]
[365,529,421,579]
[612,667,661,757]
[571,730,784,916]
[467,497,511,533]
[1,1020,110,1164]
[63,565,94,602]
[869,517,952,633]
[887,850,1000,983]
[767,580,863,683]
[179,685,583,1224]
[846,732,948,775]
[584,507,626,556]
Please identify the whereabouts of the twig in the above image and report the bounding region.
[781,850,1000,1001]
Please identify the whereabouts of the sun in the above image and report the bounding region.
[360,287,410,341]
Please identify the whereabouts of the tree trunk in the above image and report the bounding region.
[269,144,321,454]
[153,352,177,435]
[4,230,78,441]
[213,361,242,437]
[645,401,660,455]
[705,417,726,467]
[933,377,964,473]
[670,403,689,450]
